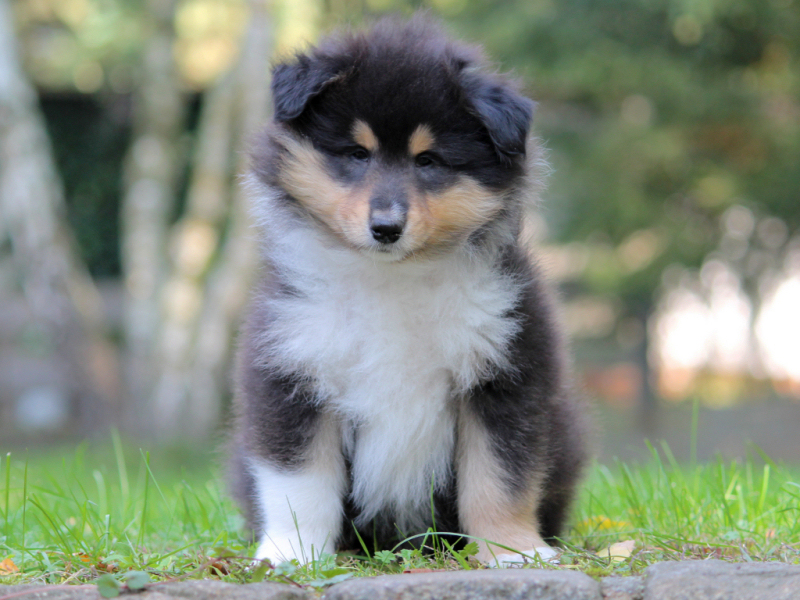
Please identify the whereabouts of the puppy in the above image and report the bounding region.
[230,16,586,567]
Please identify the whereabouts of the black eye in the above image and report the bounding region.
[350,147,369,161]
[415,152,437,167]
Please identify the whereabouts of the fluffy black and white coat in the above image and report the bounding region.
[229,17,586,567]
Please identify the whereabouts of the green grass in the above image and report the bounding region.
[569,441,800,575]
[1,434,798,590]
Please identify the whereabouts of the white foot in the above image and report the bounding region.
[489,546,560,568]
[253,536,299,566]
[252,533,332,566]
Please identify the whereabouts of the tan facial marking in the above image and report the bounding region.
[402,177,504,254]
[352,119,379,152]
[276,131,373,248]
[408,124,435,156]
[456,407,548,563]
[275,129,502,259]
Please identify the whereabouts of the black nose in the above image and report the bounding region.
[370,218,403,244]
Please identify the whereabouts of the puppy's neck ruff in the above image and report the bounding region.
[252,179,523,385]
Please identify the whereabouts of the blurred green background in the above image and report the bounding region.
[1,0,799,461]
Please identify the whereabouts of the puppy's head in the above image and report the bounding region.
[259,17,535,260]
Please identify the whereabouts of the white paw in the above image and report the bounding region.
[250,538,294,568]
[489,546,560,568]
[252,533,331,567]
[253,537,297,565]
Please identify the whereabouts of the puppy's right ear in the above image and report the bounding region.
[272,55,341,122]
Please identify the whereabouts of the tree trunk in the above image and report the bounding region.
[150,0,272,439]
[149,67,238,436]
[120,0,187,435]
[121,0,324,441]
[0,0,120,433]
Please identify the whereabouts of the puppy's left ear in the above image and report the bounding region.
[462,73,535,161]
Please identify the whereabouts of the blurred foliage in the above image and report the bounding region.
[11,0,800,317]
[39,95,129,277]
[447,0,800,316]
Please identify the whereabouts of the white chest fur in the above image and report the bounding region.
[258,226,521,525]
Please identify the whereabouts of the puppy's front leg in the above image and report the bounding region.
[250,412,346,565]
[456,402,556,567]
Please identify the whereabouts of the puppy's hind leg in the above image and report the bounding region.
[456,403,557,567]
[249,412,347,565]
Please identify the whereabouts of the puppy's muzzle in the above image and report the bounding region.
[369,193,407,245]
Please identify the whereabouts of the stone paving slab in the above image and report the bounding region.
[320,570,601,600]
[600,576,644,600]
[643,560,800,600]
[3,561,800,600]
[0,581,313,600]
[152,580,313,600]
[0,584,92,600]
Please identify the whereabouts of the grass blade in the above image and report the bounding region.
[111,429,129,507]
[138,451,151,549]
[3,452,10,537]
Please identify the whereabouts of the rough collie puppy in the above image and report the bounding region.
[230,16,586,567]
